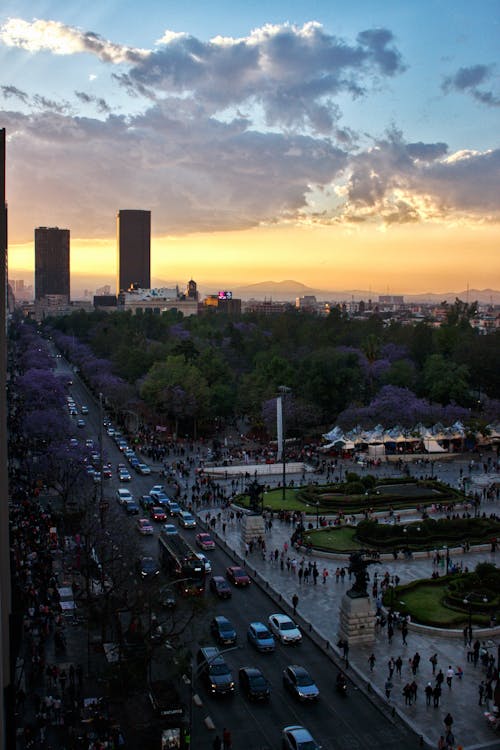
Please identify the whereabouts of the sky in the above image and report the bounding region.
[1,0,499,295]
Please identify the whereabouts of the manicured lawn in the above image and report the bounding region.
[305,526,360,551]
[388,581,490,627]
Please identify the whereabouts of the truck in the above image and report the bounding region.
[158,530,205,595]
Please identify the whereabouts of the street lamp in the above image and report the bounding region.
[463,592,488,636]
[315,500,320,529]
[277,386,291,505]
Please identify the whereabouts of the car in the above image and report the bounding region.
[161,523,178,536]
[195,553,212,575]
[81,405,89,414]
[268,614,302,645]
[140,495,155,511]
[85,438,94,448]
[196,647,234,696]
[76,419,85,428]
[282,665,320,701]
[196,533,215,551]
[226,566,251,587]
[136,463,151,475]
[282,725,321,750]
[118,469,132,482]
[166,500,181,516]
[137,556,159,578]
[102,465,112,479]
[210,576,232,599]
[123,499,140,515]
[150,506,167,522]
[69,438,78,448]
[136,518,154,535]
[92,471,101,484]
[158,586,177,609]
[129,456,140,468]
[116,488,133,506]
[239,667,271,702]
[210,616,237,646]
[178,511,196,529]
[148,680,183,722]
[149,484,165,496]
[247,622,275,653]
[151,491,169,505]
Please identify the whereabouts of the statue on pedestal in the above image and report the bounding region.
[347,551,379,598]
[247,479,264,514]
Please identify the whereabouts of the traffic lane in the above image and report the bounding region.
[193,580,416,750]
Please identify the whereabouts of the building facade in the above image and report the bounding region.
[34,227,70,301]
[116,209,151,293]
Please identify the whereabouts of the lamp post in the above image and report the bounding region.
[315,500,320,528]
[277,386,291,505]
[463,592,488,637]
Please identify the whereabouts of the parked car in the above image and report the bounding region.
[210,576,232,599]
[137,556,159,578]
[282,725,321,750]
[268,614,302,645]
[210,616,237,646]
[282,665,320,701]
[239,667,271,702]
[150,506,167,522]
[247,622,275,653]
[196,532,215,551]
[226,565,251,587]
[178,511,196,529]
[136,518,154,535]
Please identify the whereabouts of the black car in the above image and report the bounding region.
[137,556,160,579]
[210,576,232,599]
[148,680,184,722]
[238,667,271,701]
[123,499,140,515]
[140,495,155,511]
[282,665,320,701]
[210,616,237,645]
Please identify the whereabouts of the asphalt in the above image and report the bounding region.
[197,467,500,750]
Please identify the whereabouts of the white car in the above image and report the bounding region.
[196,552,212,575]
[136,518,154,535]
[268,614,302,645]
[116,488,133,506]
[149,485,165,496]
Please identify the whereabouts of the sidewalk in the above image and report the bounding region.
[199,497,500,750]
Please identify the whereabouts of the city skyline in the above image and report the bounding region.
[1,1,499,293]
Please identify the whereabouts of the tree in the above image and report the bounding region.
[421,354,472,406]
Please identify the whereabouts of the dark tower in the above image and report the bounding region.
[0,127,12,749]
[34,227,70,300]
[116,209,151,293]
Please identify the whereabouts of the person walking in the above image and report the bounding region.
[368,653,376,672]
[388,657,395,679]
[222,727,232,750]
[384,678,393,700]
[292,593,299,615]
[430,653,438,675]
[478,681,485,706]
[433,684,442,707]
[444,713,453,733]
[425,682,433,706]
[446,665,454,688]
[213,735,222,750]
[395,656,403,677]
[401,621,408,645]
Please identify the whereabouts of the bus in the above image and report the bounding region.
[158,531,205,595]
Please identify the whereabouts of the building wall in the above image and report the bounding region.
[116,210,151,293]
[34,227,70,301]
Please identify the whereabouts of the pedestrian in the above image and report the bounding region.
[368,653,376,672]
[213,735,222,750]
[222,727,232,750]
[438,736,446,750]
[403,683,413,705]
[445,730,455,749]
[425,682,433,706]
[478,681,485,706]
[444,713,453,733]
[446,665,454,688]
[292,593,299,615]
[387,623,394,643]
[395,656,403,677]
[385,678,393,700]
[322,568,328,584]
[388,657,395,678]
[401,622,408,645]
[436,669,444,687]
[410,680,418,703]
[430,653,438,675]
[433,684,441,707]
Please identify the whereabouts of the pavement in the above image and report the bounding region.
[194,464,500,750]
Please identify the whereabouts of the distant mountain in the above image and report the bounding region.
[404,289,500,305]
[233,279,319,300]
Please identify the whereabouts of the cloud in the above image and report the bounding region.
[1,84,29,103]
[0,17,149,63]
[75,91,111,114]
[443,64,500,107]
[0,18,405,135]
[335,130,500,225]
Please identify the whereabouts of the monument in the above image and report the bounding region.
[241,479,266,543]
[338,552,378,645]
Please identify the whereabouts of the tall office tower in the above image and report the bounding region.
[34,227,70,301]
[0,127,12,748]
[116,209,151,293]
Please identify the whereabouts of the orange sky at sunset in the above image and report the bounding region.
[8,221,498,295]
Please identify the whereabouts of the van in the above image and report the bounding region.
[196,647,234,696]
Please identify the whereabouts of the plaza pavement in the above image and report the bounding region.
[195,468,500,750]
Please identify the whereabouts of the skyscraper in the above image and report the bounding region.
[34,227,70,301]
[0,127,12,749]
[116,209,151,293]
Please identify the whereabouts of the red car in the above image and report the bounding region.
[196,533,215,551]
[150,506,167,522]
[226,566,251,587]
